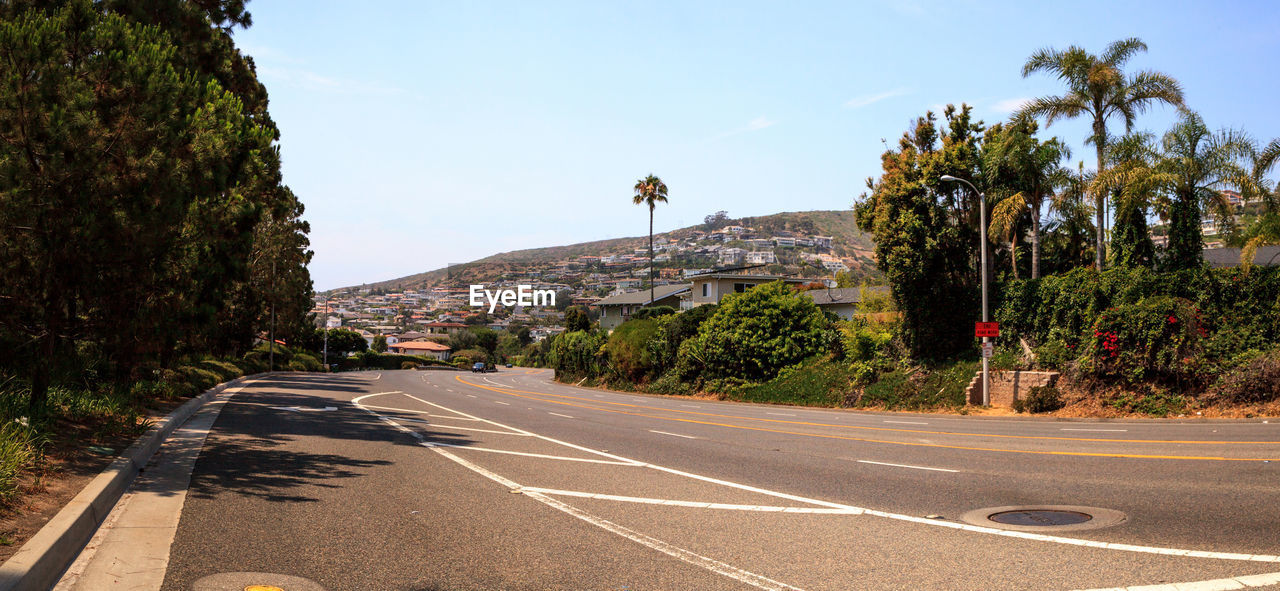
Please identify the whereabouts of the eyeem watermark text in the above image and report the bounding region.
[469,285,556,313]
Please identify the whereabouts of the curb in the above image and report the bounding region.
[0,373,267,591]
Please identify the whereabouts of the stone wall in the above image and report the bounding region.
[965,370,1059,406]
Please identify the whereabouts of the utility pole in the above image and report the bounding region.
[323,296,330,371]
[269,260,276,373]
[941,175,990,406]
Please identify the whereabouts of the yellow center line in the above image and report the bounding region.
[451,375,1280,462]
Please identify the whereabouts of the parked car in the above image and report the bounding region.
[471,362,485,372]
[505,363,513,368]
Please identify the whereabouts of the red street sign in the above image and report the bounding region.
[975,322,999,338]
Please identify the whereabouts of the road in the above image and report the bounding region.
[75,369,1280,590]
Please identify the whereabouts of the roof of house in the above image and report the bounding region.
[423,321,467,328]
[391,341,451,351]
[689,273,806,283]
[1202,246,1280,268]
[802,286,890,306]
[595,284,692,306]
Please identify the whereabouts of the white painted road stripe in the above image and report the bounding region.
[767,412,796,417]
[548,412,575,419]
[680,405,700,408]
[483,378,511,388]
[1061,428,1129,432]
[420,442,637,465]
[466,394,477,398]
[357,405,482,421]
[649,430,698,439]
[494,401,510,405]
[1073,570,1280,591]
[424,446,804,591]
[884,420,929,425]
[519,488,860,514]
[857,460,958,473]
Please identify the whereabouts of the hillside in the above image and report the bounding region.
[338,210,876,293]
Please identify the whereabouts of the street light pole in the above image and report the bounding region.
[941,175,990,406]
[322,296,330,372]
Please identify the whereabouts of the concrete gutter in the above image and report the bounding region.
[0,373,265,591]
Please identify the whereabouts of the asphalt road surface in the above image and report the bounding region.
[150,369,1280,590]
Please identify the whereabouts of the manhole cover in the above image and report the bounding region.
[960,505,1126,532]
[989,509,1092,527]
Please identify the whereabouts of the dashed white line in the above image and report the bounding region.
[766,412,796,417]
[680,404,700,408]
[483,377,511,388]
[494,401,510,406]
[884,420,929,425]
[649,430,699,439]
[1061,428,1129,432]
[856,460,958,473]
[548,412,575,419]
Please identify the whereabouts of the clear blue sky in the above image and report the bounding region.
[234,1,1280,290]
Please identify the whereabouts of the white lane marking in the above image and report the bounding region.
[518,488,859,514]
[424,445,804,591]
[649,430,698,439]
[358,404,481,421]
[494,401,510,406]
[884,420,929,425]
[355,393,1280,564]
[269,406,338,412]
[1061,428,1129,432]
[1073,570,1280,591]
[548,412,575,419]
[483,377,511,388]
[419,442,636,465]
[384,417,530,436]
[445,388,455,392]
[856,460,958,473]
[766,412,796,417]
[466,394,477,398]
[373,373,382,380]
[594,394,605,398]
[680,404,700,408]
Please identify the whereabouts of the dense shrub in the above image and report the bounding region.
[1011,385,1064,414]
[1213,350,1280,403]
[602,319,662,382]
[736,357,850,407]
[548,331,607,380]
[683,282,832,381]
[450,348,490,366]
[1080,297,1202,386]
[631,306,676,320]
[856,361,975,410]
[647,304,718,371]
[288,353,322,372]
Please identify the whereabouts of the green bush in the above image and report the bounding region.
[197,360,242,381]
[602,319,662,382]
[1011,385,1064,414]
[0,422,40,504]
[647,304,718,372]
[631,306,676,320]
[682,282,831,382]
[176,366,222,392]
[400,361,419,370]
[288,353,322,372]
[856,360,976,410]
[1080,296,1202,386]
[548,331,607,380]
[451,348,490,366]
[1107,387,1186,417]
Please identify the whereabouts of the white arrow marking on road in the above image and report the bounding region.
[269,406,338,412]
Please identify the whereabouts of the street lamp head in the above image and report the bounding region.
[940,175,958,182]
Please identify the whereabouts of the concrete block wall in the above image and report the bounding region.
[965,370,1059,406]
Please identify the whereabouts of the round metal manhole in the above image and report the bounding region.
[989,509,1092,527]
[960,505,1126,532]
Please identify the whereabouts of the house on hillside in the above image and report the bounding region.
[388,341,452,361]
[684,272,806,308]
[596,284,692,331]
[801,286,892,320]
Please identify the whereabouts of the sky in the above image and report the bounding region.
[232,1,1280,291]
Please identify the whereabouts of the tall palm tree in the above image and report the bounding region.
[1017,37,1184,270]
[1092,132,1163,268]
[632,174,669,305]
[1153,112,1254,270]
[982,120,1072,278]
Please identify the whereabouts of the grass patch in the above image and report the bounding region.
[856,360,977,411]
[733,357,850,407]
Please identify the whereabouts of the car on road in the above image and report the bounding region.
[471,362,485,372]
[505,363,513,368]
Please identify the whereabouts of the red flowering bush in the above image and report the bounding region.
[1080,296,1202,386]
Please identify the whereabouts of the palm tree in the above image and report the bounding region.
[1092,132,1162,268]
[632,174,669,305]
[1017,37,1184,270]
[1242,138,1280,270]
[982,120,1072,278]
[1152,112,1254,270]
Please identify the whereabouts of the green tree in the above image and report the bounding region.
[1095,133,1161,268]
[1018,37,1184,270]
[1241,138,1280,270]
[981,120,1071,278]
[854,105,984,359]
[633,174,669,305]
[683,282,830,381]
[1154,112,1254,270]
[372,335,388,353]
[564,306,591,332]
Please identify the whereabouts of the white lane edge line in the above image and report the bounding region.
[884,420,929,425]
[856,460,958,473]
[419,443,634,465]
[424,445,804,591]
[518,488,859,514]
[766,413,796,417]
[1061,428,1129,432]
[1072,570,1280,591]
[357,404,482,421]
[649,430,698,439]
[483,377,512,388]
[548,412,575,419]
[494,401,511,406]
